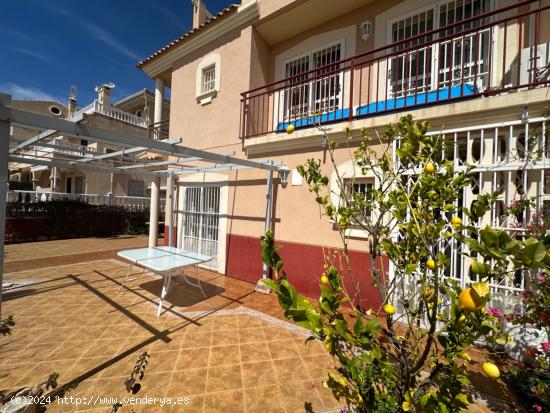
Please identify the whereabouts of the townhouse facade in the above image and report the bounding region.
[8,86,171,200]
[138,0,550,309]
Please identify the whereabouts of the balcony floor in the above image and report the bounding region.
[0,237,523,412]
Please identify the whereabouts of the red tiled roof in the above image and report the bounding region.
[137,4,239,68]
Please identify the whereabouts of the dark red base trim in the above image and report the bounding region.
[163,225,177,247]
[225,234,384,309]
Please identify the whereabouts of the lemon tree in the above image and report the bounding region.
[261,116,550,413]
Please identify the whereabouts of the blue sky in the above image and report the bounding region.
[0,0,233,105]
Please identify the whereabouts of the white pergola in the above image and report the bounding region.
[0,92,283,319]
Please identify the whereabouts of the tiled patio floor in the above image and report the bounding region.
[0,258,341,412]
[0,237,523,412]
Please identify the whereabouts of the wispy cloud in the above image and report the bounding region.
[12,47,50,62]
[150,3,186,30]
[52,7,140,61]
[0,82,61,102]
[0,26,32,42]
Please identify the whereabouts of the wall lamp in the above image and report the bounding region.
[279,166,290,186]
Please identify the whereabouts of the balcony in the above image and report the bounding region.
[149,119,169,140]
[240,0,550,140]
[71,100,148,127]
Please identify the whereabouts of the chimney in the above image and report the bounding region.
[193,0,211,29]
[95,82,115,108]
[67,96,76,116]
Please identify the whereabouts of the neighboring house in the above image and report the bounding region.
[138,0,550,306]
[8,85,171,198]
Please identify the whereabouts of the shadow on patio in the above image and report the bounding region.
[0,253,341,413]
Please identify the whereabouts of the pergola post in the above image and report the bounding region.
[167,173,175,248]
[149,176,161,248]
[0,93,11,320]
[262,169,274,279]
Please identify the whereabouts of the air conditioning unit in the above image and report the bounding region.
[519,42,550,85]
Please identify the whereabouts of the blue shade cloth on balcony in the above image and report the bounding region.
[277,84,477,132]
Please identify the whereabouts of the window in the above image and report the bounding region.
[128,180,145,197]
[344,178,374,223]
[196,53,221,104]
[282,42,343,122]
[201,65,216,94]
[388,0,490,97]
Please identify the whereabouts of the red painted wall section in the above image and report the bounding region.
[225,234,385,310]
[225,234,264,283]
[163,225,178,247]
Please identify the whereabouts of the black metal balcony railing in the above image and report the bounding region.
[239,0,550,139]
[149,119,170,140]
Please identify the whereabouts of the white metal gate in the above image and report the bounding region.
[179,186,221,270]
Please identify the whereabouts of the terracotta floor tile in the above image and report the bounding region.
[175,348,210,370]
[273,357,309,383]
[279,380,325,413]
[244,385,286,413]
[168,368,208,396]
[146,350,179,373]
[206,365,243,392]
[181,332,212,349]
[302,354,335,379]
[267,339,300,360]
[81,339,126,358]
[211,330,239,347]
[203,389,245,413]
[262,325,293,341]
[239,342,271,363]
[212,316,238,331]
[209,345,240,366]
[238,328,265,344]
[241,361,276,388]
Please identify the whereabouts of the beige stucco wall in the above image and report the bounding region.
[169,24,254,150]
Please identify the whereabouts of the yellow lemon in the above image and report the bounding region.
[320,275,328,284]
[424,163,435,174]
[481,362,500,379]
[286,124,295,134]
[459,288,484,312]
[451,216,462,228]
[383,304,396,315]
[426,259,437,271]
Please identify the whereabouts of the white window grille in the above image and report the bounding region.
[388,0,490,98]
[128,180,145,197]
[282,43,343,123]
[344,178,374,223]
[201,65,216,94]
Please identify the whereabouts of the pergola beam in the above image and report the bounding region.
[9,128,60,154]
[164,160,283,174]
[74,137,182,164]
[9,155,160,177]
[0,103,281,172]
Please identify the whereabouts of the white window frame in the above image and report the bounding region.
[385,0,496,98]
[195,53,221,105]
[279,39,346,123]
